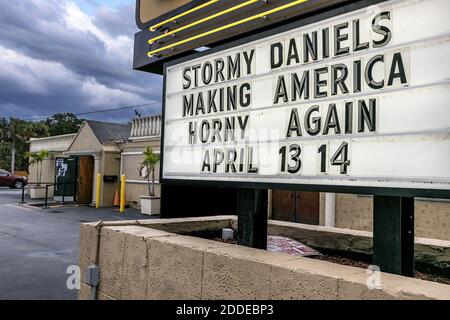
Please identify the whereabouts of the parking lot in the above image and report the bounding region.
[0,187,151,300]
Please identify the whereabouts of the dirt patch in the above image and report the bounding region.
[185,229,450,285]
[310,251,450,285]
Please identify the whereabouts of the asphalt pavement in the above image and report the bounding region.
[0,187,153,300]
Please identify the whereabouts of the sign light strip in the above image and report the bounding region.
[148,0,260,44]
[149,0,220,32]
[147,0,309,57]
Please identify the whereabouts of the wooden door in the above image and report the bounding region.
[272,190,296,222]
[296,192,320,225]
[272,190,320,225]
[77,156,94,204]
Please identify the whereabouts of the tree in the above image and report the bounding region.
[138,147,160,197]
[16,120,49,172]
[0,141,10,171]
[44,113,84,136]
[24,150,49,186]
[0,113,82,172]
[0,117,49,172]
[0,118,11,170]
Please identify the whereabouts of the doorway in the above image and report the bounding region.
[54,157,77,202]
[76,156,94,205]
[272,190,320,225]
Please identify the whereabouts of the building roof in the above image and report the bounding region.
[86,120,131,144]
[28,133,76,152]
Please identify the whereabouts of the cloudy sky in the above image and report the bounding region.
[0,0,162,122]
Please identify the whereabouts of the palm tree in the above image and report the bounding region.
[24,150,49,186]
[139,147,160,197]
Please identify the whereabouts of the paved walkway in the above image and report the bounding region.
[0,187,156,300]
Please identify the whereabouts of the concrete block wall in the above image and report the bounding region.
[335,194,373,231]
[79,218,450,300]
[335,194,450,241]
[125,183,161,208]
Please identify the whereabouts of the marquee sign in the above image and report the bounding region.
[161,0,450,197]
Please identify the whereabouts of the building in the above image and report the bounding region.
[27,117,161,207]
[28,133,76,197]
[64,120,131,206]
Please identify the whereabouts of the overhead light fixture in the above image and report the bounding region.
[194,46,211,52]
[148,0,260,44]
[148,0,309,57]
[149,0,220,32]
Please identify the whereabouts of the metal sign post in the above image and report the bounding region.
[373,196,415,276]
[237,189,268,249]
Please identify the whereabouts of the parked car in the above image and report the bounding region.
[0,169,28,189]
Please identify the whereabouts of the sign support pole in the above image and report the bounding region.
[237,188,268,249]
[373,196,415,277]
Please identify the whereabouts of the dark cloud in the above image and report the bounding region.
[0,0,162,122]
[94,4,137,37]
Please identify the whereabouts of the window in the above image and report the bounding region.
[0,170,9,177]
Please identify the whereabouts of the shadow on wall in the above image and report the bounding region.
[161,184,238,218]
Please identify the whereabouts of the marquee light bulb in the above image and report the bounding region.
[149,0,220,32]
[148,0,260,44]
[147,0,309,58]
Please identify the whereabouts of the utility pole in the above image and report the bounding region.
[10,120,16,174]
[11,139,15,174]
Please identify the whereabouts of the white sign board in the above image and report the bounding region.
[162,0,450,194]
